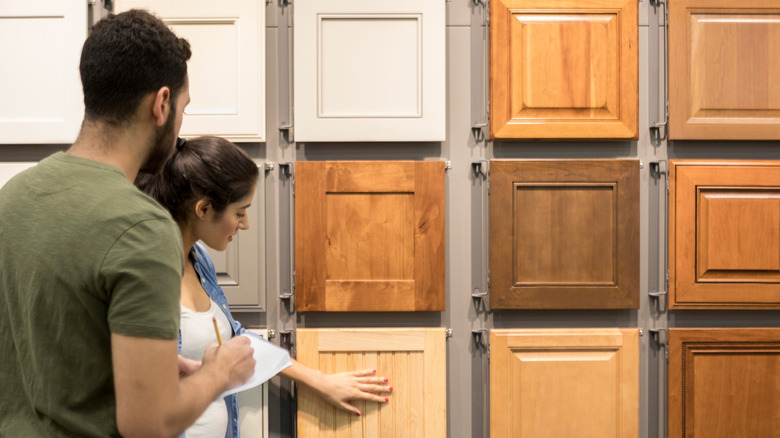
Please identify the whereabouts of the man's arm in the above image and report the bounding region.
[112,333,255,438]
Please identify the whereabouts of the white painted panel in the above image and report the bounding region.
[0,1,85,144]
[0,163,37,187]
[238,329,269,438]
[294,0,446,141]
[115,0,265,142]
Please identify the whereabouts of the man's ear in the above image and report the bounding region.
[152,86,172,126]
[194,199,211,220]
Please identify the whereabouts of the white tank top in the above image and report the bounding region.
[180,299,233,438]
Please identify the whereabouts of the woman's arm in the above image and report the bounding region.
[280,358,391,416]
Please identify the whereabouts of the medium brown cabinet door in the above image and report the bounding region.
[295,161,445,312]
[489,160,639,309]
[668,328,780,438]
[489,0,638,139]
[296,328,447,438]
[670,160,780,309]
[670,0,780,140]
[490,329,639,438]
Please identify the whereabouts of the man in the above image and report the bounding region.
[0,10,255,437]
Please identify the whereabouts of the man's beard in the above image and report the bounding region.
[139,106,177,174]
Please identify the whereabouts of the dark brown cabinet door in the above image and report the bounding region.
[489,160,639,309]
[295,161,445,312]
[490,0,638,139]
[669,328,780,438]
[670,0,780,140]
[670,160,780,309]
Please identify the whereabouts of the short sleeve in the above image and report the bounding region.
[102,218,184,339]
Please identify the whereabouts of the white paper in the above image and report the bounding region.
[220,333,292,398]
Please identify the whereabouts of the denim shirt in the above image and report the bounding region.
[179,242,246,438]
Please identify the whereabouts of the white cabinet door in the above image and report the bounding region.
[0,0,85,144]
[294,0,446,141]
[238,329,270,438]
[115,0,266,142]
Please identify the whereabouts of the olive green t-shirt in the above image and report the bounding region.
[0,152,184,437]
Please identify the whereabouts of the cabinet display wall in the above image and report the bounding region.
[0,0,85,144]
[668,328,780,438]
[489,0,638,139]
[295,161,446,312]
[669,0,780,140]
[670,160,780,309]
[293,0,446,142]
[489,160,640,309]
[296,328,446,437]
[490,329,639,437]
[115,0,266,142]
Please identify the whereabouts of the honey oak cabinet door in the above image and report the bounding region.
[0,0,85,143]
[202,163,266,311]
[489,0,638,139]
[670,160,780,309]
[295,161,445,312]
[296,328,446,438]
[293,0,446,141]
[668,328,780,438]
[670,0,780,140]
[115,0,266,142]
[489,160,639,309]
[490,329,639,438]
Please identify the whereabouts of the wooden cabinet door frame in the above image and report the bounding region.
[490,329,639,438]
[668,328,780,438]
[670,160,780,309]
[489,160,640,309]
[489,0,638,139]
[295,161,445,312]
[296,328,446,437]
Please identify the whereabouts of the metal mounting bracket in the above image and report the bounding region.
[649,161,669,312]
[649,0,669,140]
[470,0,489,142]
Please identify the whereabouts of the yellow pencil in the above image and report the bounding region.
[212,317,223,345]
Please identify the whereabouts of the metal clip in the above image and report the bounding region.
[649,328,669,361]
[264,162,275,172]
[445,329,454,338]
[472,160,489,179]
[471,329,489,349]
[267,329,276,340]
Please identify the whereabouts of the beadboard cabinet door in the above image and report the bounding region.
[668,328,780,438]
[293,0,446,141]
[238,329,270,438]
[489,0,638,139]
[296,328,446,438]
[490,329,639,438]
[670,160,780,309]
[670,0,780,140]
[202,163,265,311]
[295,161,445,312]
[489,160,639,309]
[0,0,85,144]
[115,0,265,142]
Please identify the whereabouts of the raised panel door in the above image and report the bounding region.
[668,328,780,438]
[0,0,85,143]
[670,160,780,308]
[670,0,780,139]
[489,0,638,139]
[295,161,445,312]
[296,328,446,438]
[115,0,266,142]
[489,160,639,309]
[490,329,639,438]
[293,0,445,141]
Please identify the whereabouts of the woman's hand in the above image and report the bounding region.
[315,369,392,416]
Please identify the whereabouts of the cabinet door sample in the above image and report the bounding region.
[293,0,445,141]
[202,164,265,311]
[0,0,85,143]
[670,0,780,140]
[238,329,270,438]
[670,160,780,309]
[295,161,445,312]
[115,0,266,142]
[490,329,639,438]
[296,328,446,438]
[489,0,638,139]
[668,328,780,438]
[489,160,639,309]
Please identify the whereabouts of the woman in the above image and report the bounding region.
[136,136,391,438]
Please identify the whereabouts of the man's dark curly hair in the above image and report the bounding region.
[79,9,191,125]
